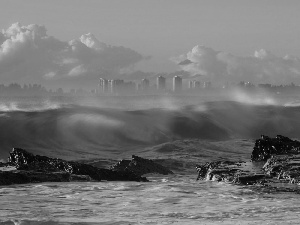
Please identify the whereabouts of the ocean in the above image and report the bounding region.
[1,91,300,224]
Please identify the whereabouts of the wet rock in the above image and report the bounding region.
[196,161,267,185]
[263,154,300,184]
[0,171,70,185]
[110,155,174,176]
[0,170,93,185]
[251,135,300,161]
[2,148,148,186]
[196,135,300,192]
[234,174,266,185]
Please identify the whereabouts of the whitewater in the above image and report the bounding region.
[1,91,300,224]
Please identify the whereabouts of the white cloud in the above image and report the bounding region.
[0,23,145,88]
[79,33,107,50]
[68,65,87,76]
[44,71,56,79]
[175,45,300,85]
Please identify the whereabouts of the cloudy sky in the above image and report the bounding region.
[0,0,300,88]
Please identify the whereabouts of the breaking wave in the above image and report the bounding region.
[1,98,300,161]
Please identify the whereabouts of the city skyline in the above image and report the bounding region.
[0,1,300,89]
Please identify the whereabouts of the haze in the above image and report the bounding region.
[0,0,300,89]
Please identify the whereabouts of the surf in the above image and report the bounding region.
[1,97,300,161]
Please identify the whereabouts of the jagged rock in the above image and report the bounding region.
[251,135,300,161]
[196,135,300,192]
[196,161,266,185]
[263,154,300,184]
[234,174,267,185]
[2,148,148,186]
[110,155,174,176]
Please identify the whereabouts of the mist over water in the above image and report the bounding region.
[0,91,300,161]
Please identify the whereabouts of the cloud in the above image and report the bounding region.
[178,59,193,66]
[174,45,300,85]
[68,65,87,76]
[0,23,146,88]
[44,71,56,79]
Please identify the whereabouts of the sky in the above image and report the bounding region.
[0,0,300,89]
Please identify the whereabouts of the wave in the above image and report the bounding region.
[0,100,61,112]
[1,99,300,160]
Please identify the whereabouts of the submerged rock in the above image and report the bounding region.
[196,135,300,192]
[110,155,174,176]
[1,148,148,186]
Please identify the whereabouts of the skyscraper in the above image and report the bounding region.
[173,76,182,92]
[109,79,124,93]
[99,78,109,93]
[188,80,201,89]
[141,78,150,91]
[157,76,166,90]
[188,80,194,89]
[193,81,201,89]
[203,81,212,89]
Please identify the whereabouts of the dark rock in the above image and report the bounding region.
[234,174,266,185]
[196,135,300,192]
[110,155,174,176]
[70,174,93,182]
[0,170,91,185]
[196,161,266,185]
[251,135,300,161]
[2,148,148,186]
[0,171,71,185]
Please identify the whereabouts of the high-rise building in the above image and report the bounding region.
[157,76,166,90]
[203,81,212,89]
[173,76,182,92]
[188,80,201,89]
[188,80,193,89]
[105,79,136,94]
[141,78,150,90]
[193,81,201,88]
[99,78,109,93]
[109,79,124,93]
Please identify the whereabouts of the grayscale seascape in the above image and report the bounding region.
[1,1,300,224]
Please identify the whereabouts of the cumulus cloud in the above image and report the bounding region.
[68,65,87,77]
[0,23,145,88]
[178,59,193,66]
[174,45,300,85]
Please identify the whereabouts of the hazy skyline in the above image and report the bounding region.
[1,0,300,88]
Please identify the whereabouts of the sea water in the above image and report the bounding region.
[1,93,300,224]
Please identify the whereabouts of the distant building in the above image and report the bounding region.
[173,76,182,92]
[188,80,193,89]
[157,76,166,90]
[99,78,109,93]
[103,79,136,94]
[238,81,254,88]
[258,83,272,89]
[203,81,212,89]
[188,80,201,89]
[141,78,150,91]
[193,81,201,88]
[245,82,255,88]
[109,79,123,93]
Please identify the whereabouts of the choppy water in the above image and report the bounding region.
[1,176,300,224]
[1,92,300,224]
